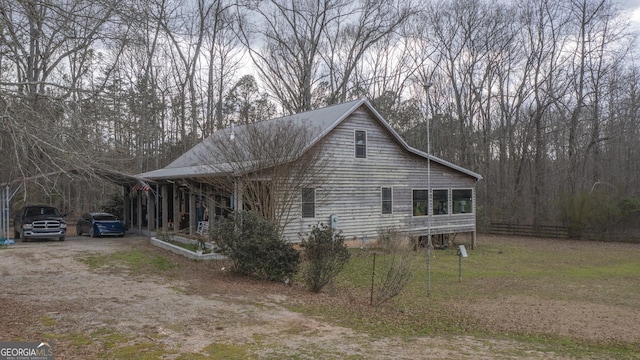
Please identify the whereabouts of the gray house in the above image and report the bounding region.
[135,99,482,248]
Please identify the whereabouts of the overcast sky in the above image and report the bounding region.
[621,0,640,31]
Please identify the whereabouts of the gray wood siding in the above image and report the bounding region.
[282,107,478,243]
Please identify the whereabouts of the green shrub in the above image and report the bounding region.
[301,223,350,293]
[560,190,640,239]
[101,192,124,217]
[211,211,300,281]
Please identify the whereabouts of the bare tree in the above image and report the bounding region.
[0,0,130,198]
[371,227,418,306]
[522,0,571,226]
[201,1,242,136]
[237,0,414,114]
[320,0,414,105]
[567,0,629,189]
[197,119,330,230]
[236,0,340,113]
[153,0,206,144]
[605,65,640,194]
[361,32,421,131]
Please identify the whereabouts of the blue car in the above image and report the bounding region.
[77,212,125,238]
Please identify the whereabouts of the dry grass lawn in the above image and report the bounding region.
[0,234,638,359]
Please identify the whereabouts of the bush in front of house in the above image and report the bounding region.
[101,192,124,217]
[301,223,350,293]
[211,211,300,281]
[371,227,418,306]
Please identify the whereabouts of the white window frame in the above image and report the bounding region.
[432,188,449,216]
[412,189,429,217]
[452,188,473,215]
[301,187,316,218]
[355,130,367,158]
[382,187,393,214]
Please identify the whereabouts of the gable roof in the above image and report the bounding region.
[138,99,482,181]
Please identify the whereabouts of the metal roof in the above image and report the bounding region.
[138,99,482,181]
[0,167,152,188]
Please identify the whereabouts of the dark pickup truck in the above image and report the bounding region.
[14,205,67,242]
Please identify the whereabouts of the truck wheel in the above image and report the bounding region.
[59,236,65,241]
[77,227,82,236]
[22,235,29,242]
[14,229,20,239]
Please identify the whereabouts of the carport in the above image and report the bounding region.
[0,168,153,241]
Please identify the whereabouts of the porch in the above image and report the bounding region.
[126,181,235,237]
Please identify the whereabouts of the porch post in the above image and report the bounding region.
[189,189,196,235]
[123,186,131,230]
[148,188,156,232]
[173,183,180,231]
[208,193,214,235]
[161,184,169,231]
[208,188,214,223]
[136,191,142,233]
[233,178,242,212]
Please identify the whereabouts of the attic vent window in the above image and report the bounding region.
[355,130,367,158]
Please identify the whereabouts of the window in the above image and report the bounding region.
[412,190,428,216]
[453,189,473,214]
[94,214,116,221]
[382,187,392,214]
[355,130,367,158]
[302,187,315,218]
[433,189,449,215]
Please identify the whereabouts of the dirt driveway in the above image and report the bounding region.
[0,235,631,359]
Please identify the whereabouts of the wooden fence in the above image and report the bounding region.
[489,223,569,238]
[488,222,640,242]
